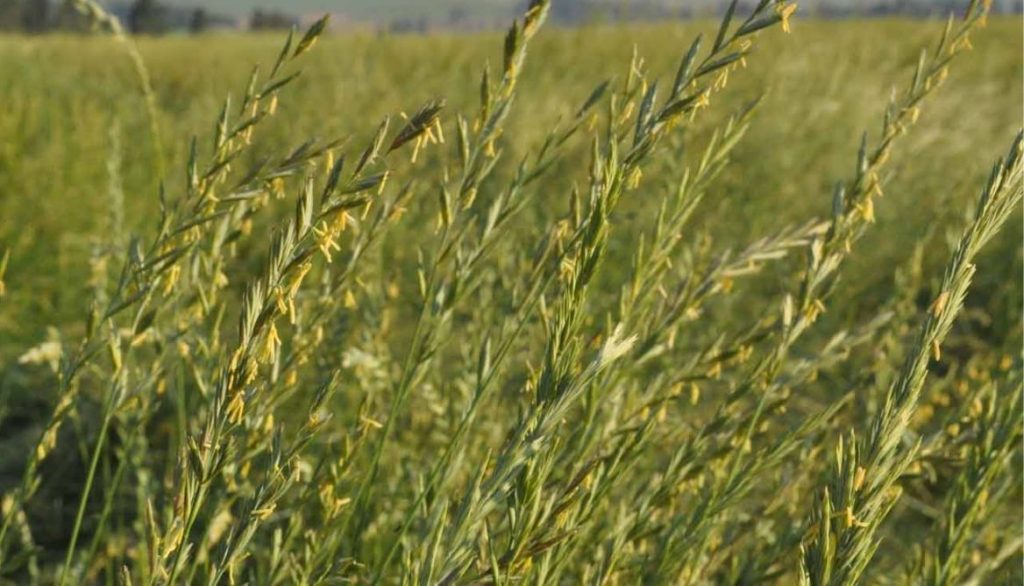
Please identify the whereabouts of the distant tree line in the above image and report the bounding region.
[249,8,297,31]
[383,0,1023,34]
[541,0,1021,23]
[0,0,300,34]
[0,0,56,32]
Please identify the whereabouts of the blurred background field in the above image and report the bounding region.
[0,18,1019,352]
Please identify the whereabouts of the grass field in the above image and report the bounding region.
[1,19,1019,349]
[0,3,1020,583]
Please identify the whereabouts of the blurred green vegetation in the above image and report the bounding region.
[0,20,1019,355]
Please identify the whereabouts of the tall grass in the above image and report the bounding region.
[0,0,1019,583]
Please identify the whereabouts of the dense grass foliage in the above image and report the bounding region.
[0,18,1020,349]
[0,1,1020,584]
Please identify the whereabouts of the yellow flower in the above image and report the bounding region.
[461,186,478,210]
[389,204,408,221]
[324,150,335,176]
[328,210,350,233]
[36,427,59,462]
[287,260,312,299]
[259,322,281,364]
[360,414,383,430]
[842,506,867,528]
[0,246,9,297]
[627,167,643,189]
[866,171,883,198]
[162,264,181,296]
[999,354,1013,370]
[926,66,947,91]
[968,396,983,417]
[318,482,335,506]
[929,291,949,317]
[617,100,636,127]
[109,337,123,373]
[207,509,234,546]
[313,223,341,263]
[227,391,245,424]
[800,303,818,325]
[914,403,935,425]
[214,270,229,288]
[858,196,875,223]
[695,90,711,110]
[251,503,276,521]
[433,117,446,144]
[952,34,973,53]
[269,177,286,199]
[656,404,667,423]
[714,69,729,91]
[777,2,798,33]
[274,287,289,315]
[411,135,424,163]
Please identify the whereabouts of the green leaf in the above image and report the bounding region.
[293,15,330,59]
